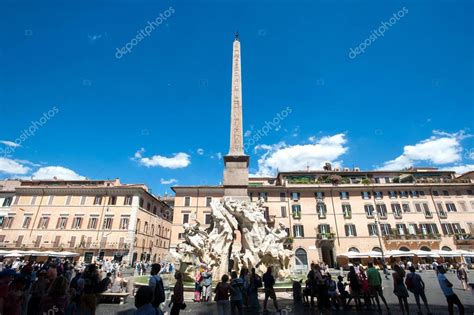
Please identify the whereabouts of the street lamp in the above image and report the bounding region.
[373,209,388,278]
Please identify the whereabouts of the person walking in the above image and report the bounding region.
[456,264,469,291]
[406,266,431,315]
[392,264,410,315]
[247,268,262,313]
[214,274,233,315]
[367,262,390,312]
[149,263,166,314]
[437,265,464,315]
[230,271,244,315]
[262,267,280,313]
[347,266,361,309]
[170,271,184,315]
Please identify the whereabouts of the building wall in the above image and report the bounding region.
[171,172,474,268]
[0,181,173,264]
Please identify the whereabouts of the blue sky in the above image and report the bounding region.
[1,0,473,195]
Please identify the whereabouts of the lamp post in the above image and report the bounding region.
[373,209,389,279]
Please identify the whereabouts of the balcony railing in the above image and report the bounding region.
[453,234,474,245]
[438,211,448,219]
[343,211,352,219]
[384,233,441,241]
[424,211,433,219]
[317,232,335,240]
[0,242,130,250]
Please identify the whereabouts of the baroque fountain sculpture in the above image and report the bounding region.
[174,197,294,280]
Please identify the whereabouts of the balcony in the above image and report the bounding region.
[393,212,403,219]
[317,232,335,240]
[343,211,352,219]
[318,212,327,219]
[423,211,433,219]
[384,233,441,241]
[453,234,474,245]
[438,211,448,219]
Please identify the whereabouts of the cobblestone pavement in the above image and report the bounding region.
[98,270,474,315]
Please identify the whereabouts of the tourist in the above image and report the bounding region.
[4,275,27,315]
[201,267,213,302]
[406,266,431,314]
[149,263,166,313]
[215,274,233,315]
[314,264,327,309]
[134,286,156,315]
[292,279,303,303]
[303,279,311,305]
[194,268,202,302]
[80,263,100,314]
[347,266,361,309]
[326,273,338,310]
[239,267,249,307]
[456,263,469,291]
[110,271,124,293]
[437,265,464,315]
[358,267,371,308]
[40,276,69,314]
[98,272,112,293]
[230,271,244,315]
[306,263,316,307]
[247,268,262,312]
[392,264,410,315]
[27,270,50,315]
[170,271,185,315]
[337,275,349,309]
[366,262,390,312]
[262,267,280,313]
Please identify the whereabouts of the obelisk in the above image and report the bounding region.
[223,33,249,200]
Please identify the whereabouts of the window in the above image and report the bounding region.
[408,224,418,235]
[364,204,374,217]
[458,202,467,212]
[124,196,133,205]
[384,177,391,183]
[183,196,191,206]
[441,223,459,235]
[315,192,325,200]
[389,191,397,199]
[88,216,98,229]
[374,191,383,199]
[37,216,50,229]
[342,204,351,218]
[22,216,32,229]
[420,223,439,235]
[108,196,117,205]
[120,216,129,230]
[139,198,144,207]
[340,192,349,200]
[422,203,432,217]
[367,223,378,236]
[433,190,439,196]
[102,217,113,229]
[2,197,12,207]
[415,203,422,212]
[183,213,189,224]
[446,203,457,212]
[93,196,103,205]
[144,222,149,234]
[72,217,82,229]
[206,197,212,207]
[80,196,86,205]
[361,191,371,200]
[293,225,304,237]
[48,196,54,205]
[402,203,411,213]
[376,204,387,218]
[258,192,268,202]
[136,219,141,232]
[2,216,14,229]
[292,205,301,219]
[467,190,473,196]
[418,190,425,197]
[436,203,447,217]
[455,190,462,197]
[317,203,327,219]
[65,195,72,205]
[318,224,331,234]
[295,248,308,267]
[30,196,37,205]
[280,206,287,218]
[57,217,68,229]
[146,202,151,211]
[399,191,408,198]
[379,223,392,236]
[291,192,300,201]
[396,223,407,235]
[442,190,449,196]
[345,224,357,236]
[391,204,402,218]
[279,192,286,201]
[411,191,419,198]
[205,213,212,224]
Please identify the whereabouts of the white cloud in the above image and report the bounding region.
[440,164,474,174]
[0,157,31,175]
[196,148,204,155]
[0,140,20,148]
[31,166,85,180]
[133,148,190,169]
[160,178,178,185]
[252,133,348,177]
[379,130,469,170]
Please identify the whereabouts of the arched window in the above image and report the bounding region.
[136,219,141,232]
[348,247,360,253]
[295,248,308,267]
[144,222,149,234]
[158,225,162,236]
[399,246,410,252]
[372,247,382,253]
[420,246,431,251]
[151,224,154,236]
[441,246,452,251]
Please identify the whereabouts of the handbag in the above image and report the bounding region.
[180,303,187,310]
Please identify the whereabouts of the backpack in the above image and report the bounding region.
[405,274,414,291]
[152,275,166,307]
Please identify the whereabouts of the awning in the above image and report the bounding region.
[338,251,382,258]
[435,250,462,257]
[413,250,440,258]
[386,250,415,257]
